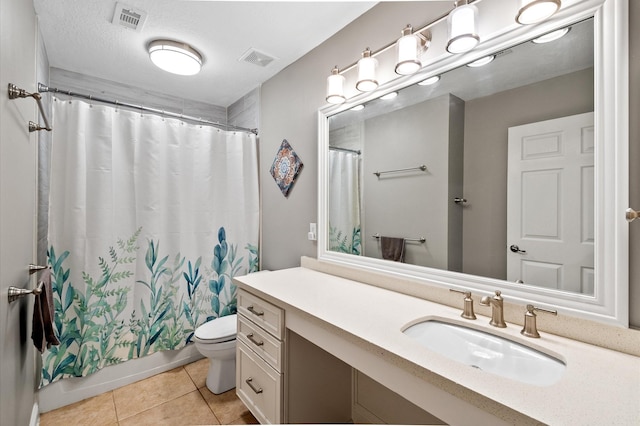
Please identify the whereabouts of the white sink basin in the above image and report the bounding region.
[402,320,565,386]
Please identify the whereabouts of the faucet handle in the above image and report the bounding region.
[449,289,477,320]
[480,290,503,306]
[521,304,557,338]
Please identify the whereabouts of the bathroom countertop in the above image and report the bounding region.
[233,266,640,425]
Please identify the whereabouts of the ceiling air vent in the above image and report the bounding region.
[239,48,277,68]
[112,2,147,32]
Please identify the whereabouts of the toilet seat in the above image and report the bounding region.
[194,314,237,343]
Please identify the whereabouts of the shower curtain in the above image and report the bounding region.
[41,98,259,386]
[328,150,361,255]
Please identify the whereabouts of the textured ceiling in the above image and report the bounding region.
[33,0,377,107]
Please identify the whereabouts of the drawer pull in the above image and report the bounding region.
[247,305,265,316]
[246,333,264,347]
[246,377,263,394]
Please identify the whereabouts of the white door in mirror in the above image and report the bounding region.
[507,112,594,294]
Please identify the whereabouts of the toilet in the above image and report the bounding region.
[193,314,238,394]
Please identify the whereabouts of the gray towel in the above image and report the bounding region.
[32,269,60,353]
[380,236,405,262]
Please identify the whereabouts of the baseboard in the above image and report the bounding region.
[38,344,203,413]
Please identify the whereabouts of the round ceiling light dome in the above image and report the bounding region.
[148,39,203,76]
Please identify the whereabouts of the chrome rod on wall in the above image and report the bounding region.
[372,233,426,243]
[38,83,259,135]
[329,146,361,155]
[373,164,427,177]
[8,83,52,132]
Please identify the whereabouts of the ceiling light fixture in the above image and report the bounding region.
[467,55,495,67]
[516,0,561,25]
[326,66,346,104]
[446,0,480,54]
[395,25,430,76]
[148,39,202,76]
[532,26,570,43]
[418,75,441,86]
[356,48,379,92]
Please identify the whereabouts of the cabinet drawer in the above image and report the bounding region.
[238,289,284,339]
[237,341,282,424]
[238,315,283,372]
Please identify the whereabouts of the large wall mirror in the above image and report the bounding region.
[318,0,628,326]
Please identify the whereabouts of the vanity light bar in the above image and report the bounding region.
[326,0,562,104]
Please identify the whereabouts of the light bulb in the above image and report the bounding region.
[356,48,378,92]
[326,67,346,104]
[516,0,561,25]
[446,1,480,54]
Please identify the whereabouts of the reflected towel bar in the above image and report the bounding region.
[373,164,426,177]
[8,281,44,303]
[373,233,426,243]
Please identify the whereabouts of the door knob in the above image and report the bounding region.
[627,208,639,223]
[510,244,526,254]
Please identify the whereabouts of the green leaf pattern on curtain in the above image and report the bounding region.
[329,225,362,255]
[41,226,258,386]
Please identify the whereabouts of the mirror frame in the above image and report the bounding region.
[318,0,629,327]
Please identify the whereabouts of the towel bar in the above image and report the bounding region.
[372,233,426,243]
[8,281,44,303]
[373,164,426,177]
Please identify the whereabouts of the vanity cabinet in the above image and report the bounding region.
[236,289,284,424]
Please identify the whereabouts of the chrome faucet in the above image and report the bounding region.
[480,290,506,328]
[521,304,557,338]
[449,289,476,320]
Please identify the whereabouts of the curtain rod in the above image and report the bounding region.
[329,146,361,155]
[38,83,258,135]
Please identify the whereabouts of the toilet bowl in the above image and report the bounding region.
[194,314,237,394]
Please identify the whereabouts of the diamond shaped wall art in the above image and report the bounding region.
[270,139,304,197]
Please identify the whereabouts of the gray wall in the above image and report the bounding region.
[260,2,445,270]
[0,0,39,424]
[49,68,227,124]
[260,2,639,328]
[463,68,594,280]
[229,87,260,131]
[362,94,463,269]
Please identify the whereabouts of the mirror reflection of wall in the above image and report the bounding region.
[328,18,594,295]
